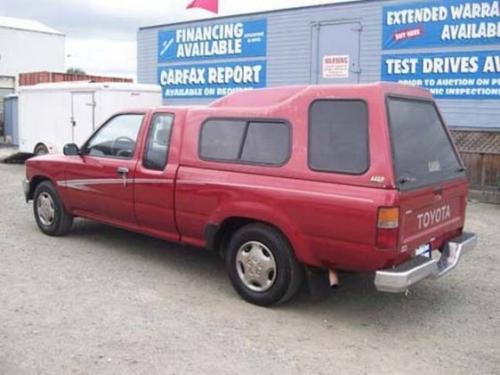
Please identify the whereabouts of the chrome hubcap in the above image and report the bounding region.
[37,192,55,226]
[236,241,277,293]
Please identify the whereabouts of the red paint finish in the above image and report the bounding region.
[396,179,468,255]
[25,83,469,273]
[133,109,187,243]
[64,155,139,225]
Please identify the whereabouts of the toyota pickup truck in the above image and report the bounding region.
[23,83,477,306]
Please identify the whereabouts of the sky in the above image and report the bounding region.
[0,0,351,79]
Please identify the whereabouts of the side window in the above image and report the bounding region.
[143,114,174,171]
[200,120,247,161]
[85,114,144,159]
[241,122,289,165]
[200,119,290,166]
[309,100,369,174]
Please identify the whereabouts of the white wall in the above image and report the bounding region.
[0,27,65,81]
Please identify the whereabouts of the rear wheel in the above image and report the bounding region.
[225,223,303,306]
[33,181,73,236]
[34,143,49,156]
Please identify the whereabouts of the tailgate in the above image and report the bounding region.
[398,179,467,253]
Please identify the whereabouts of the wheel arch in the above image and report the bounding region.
[33,142,49,154]
[205,214,308,264]
[27,175,55,201]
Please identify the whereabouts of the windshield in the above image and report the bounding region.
[387,97,464,190]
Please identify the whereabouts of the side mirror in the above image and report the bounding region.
[63,143,80,156]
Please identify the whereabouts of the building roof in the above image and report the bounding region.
[18,81,161,93]
[0,16,64,36]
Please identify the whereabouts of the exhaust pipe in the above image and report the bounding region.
[329,269,339,288]
[305,267,339,303]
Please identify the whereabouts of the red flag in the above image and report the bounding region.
[186,0,219,13]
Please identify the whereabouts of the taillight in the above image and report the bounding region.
[377,207,399,249]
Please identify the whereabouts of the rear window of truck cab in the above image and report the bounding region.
[387,97,464,190]
[199,119,290,166]
[308,100,369,174]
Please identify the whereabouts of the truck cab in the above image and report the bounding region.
[24,83,477,306]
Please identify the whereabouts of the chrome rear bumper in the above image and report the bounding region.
[374,232,477,293]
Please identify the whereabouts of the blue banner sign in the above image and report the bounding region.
[158,61,267,99]
[383,0,500,49]
[158,19,267,63]
[382,50,500,99]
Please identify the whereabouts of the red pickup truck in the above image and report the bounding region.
[23,83,477,306]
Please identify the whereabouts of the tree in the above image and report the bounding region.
[66,67,86,75]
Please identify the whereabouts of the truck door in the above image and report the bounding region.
[63,112,145,225]
[133,111,181,242]
[71,92,95,147]
[311,21,362,84]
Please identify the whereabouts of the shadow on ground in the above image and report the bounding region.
[65,218,465,331]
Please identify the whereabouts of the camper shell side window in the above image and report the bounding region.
[199,118,291,167]
[308,99,369,175]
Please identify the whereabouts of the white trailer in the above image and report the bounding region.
[18,82,162,154]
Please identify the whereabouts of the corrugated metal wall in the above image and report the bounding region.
[137,0,500,130]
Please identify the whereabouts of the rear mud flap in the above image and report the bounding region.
[305,267,332,303]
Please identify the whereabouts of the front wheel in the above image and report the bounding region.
[34,143,49,156]
[33,181,73,236]
[225,223,304,306]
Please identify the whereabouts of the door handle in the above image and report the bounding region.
[117,167,129,187]
[117,167,129,175]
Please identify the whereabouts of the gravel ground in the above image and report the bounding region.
[1,163,499,375]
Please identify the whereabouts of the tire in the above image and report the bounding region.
[33,181,73,236]
[225,223,304,307]
[34,144,49,156]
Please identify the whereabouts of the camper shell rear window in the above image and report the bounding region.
[387,96,465,191]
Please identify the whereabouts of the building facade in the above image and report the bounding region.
[0,16,65,82]
[0,16,65,139]
[137,0,500,195]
